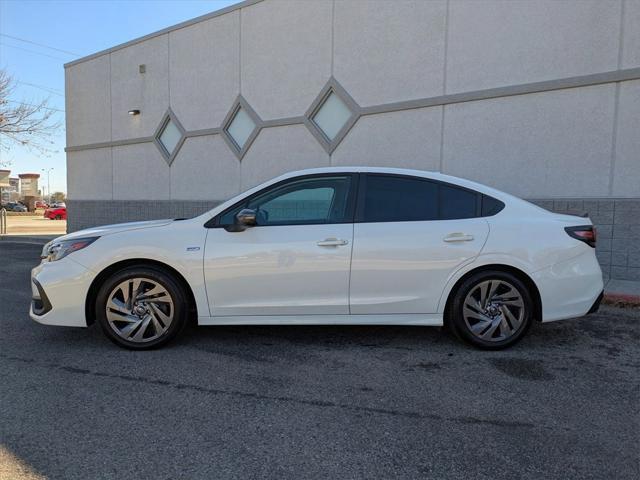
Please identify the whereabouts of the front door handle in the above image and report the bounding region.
[317,238,349,247]
[443,233,474,243]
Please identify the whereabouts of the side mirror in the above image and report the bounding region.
[226,208,257,232]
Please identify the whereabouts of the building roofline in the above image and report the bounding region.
[18,173,41,178]
[64,0,263,69]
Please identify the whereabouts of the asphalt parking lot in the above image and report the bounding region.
[1,241,638,480]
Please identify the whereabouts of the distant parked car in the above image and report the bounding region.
[50,202,66,209]
[35,201,49,209]
[44,206,66,220]
[2,202,27,212]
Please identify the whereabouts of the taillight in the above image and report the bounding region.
[565,225,596,248]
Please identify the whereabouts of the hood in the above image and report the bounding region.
[54,219,174,242]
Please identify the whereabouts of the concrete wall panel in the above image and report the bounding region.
[446,0,622,93]
[241,0,332,119]
[240,125,329,191]
[110,35,169,141]
[613,80,640,196]
[170,136,241,201]
[332,107,442,170]
[169,11,240,131]
[65,56,111,146]
[66,148,113,200]
[112,143,170,200]
[443,84,616,198]
[623,0,640,68]
[333,0,446,106]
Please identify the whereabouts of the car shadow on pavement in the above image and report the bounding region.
[29,305,640,357]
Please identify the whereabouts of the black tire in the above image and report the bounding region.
[55,215,62,220]
[446,270,534,350]
[95,266,189,350]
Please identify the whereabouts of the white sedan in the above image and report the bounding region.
[30,167,603,350]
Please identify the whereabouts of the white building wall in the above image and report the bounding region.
[445,0,622,93]
[169,10,240,131]
[241,0,333,119]
[64,0,640,278]
[333,0,447,105]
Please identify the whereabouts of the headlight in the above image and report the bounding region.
[42,237,99,262]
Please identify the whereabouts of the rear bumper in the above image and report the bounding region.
[533,250,604,322]
[588,290,604,314]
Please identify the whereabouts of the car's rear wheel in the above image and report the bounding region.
[95,266,188,350]
[447,271,534,349]
[54,215,62,220]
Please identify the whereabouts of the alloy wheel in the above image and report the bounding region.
[462,279,525,342]
[105,277,174,343]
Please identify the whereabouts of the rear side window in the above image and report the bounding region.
[439,184,478,220]
[362,175,438,222]
[360,174,485,223]
[481,195,505,216]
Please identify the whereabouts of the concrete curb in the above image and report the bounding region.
[603,279,640,308]
[603,292,640,308]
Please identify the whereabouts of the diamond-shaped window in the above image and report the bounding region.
[305,78,359,154]
[227,107,255,149]
[153,110,186,165]
[159,119,181,154]
[312,92,352,141]
[222,96,262,160]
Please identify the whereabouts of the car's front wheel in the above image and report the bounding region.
[95,266,189,350]
[447,270,534,349]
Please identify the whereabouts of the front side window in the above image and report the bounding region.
[218,176,353,226]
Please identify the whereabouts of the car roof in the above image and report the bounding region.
[271,166,511,199]
[195,166,541,222]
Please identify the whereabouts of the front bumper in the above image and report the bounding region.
[30,257,95,327]
[31,278,52,316]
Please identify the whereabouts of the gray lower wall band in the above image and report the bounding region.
[66,197,640,281]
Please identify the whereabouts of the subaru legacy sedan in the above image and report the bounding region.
[30,167,603,350]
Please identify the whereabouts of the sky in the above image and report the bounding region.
[0,0,239,194]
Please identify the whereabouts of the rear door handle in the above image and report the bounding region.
[317,238,349,247]
[443,233,474,242]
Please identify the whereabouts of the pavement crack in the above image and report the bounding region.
[1,353,535,430]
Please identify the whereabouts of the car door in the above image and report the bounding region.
[204,174,357,317]
[349,173,489,314]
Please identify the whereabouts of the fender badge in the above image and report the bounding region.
[186,247,201,251]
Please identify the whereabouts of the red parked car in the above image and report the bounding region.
[44,206,66,220]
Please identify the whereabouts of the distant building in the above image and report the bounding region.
[0,169,10,203]
[0,171,20,203]
[3,177,20,203]
[18,173,40,198]
[0,169,9,188]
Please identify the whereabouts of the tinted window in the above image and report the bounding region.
[481,195,505,216]
[439,184,478,220]
[362,175,438,222]
[218,176,353,226]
